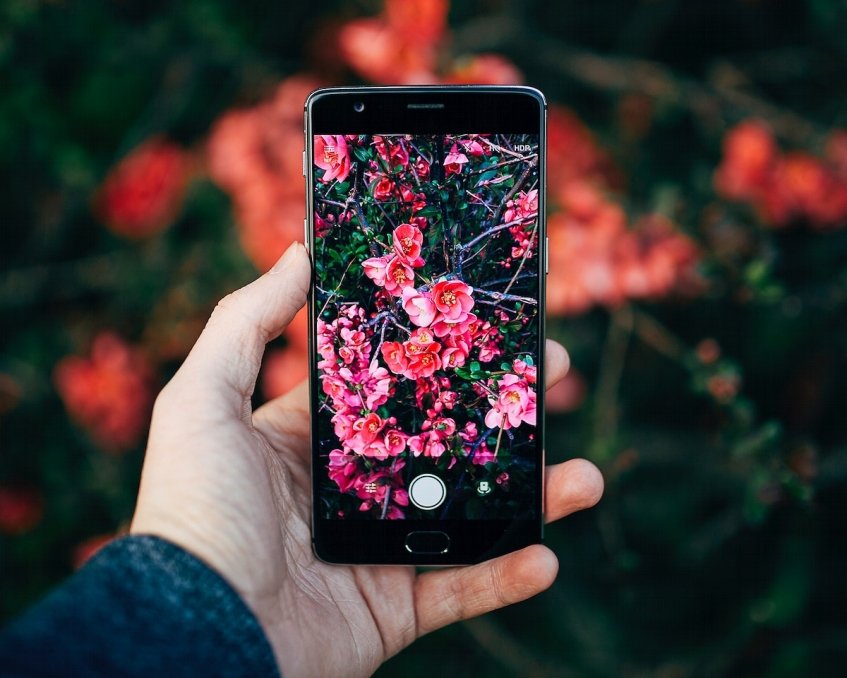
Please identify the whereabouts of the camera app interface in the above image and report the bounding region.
[313,133,540,520]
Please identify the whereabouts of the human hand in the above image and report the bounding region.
[131,242,604,678]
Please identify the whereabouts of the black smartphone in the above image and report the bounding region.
[305,86,546,564]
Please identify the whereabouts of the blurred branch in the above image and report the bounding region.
[532,39,826,143]
[474,288,537,306]
[590,306,633,463]
[453,15,829,144]
[629,308,686,362]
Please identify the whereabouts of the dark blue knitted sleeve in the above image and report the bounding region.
[0,535,279,677]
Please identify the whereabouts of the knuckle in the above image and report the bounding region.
[487,560,511,608]
[210,290,243,323]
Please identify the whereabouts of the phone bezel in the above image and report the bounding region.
[305,86,547,565]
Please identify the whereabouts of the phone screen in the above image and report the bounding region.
[312,131,541,523]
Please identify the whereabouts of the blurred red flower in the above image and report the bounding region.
[337,0,524,86]
[617,214,702,300]
[715,120,847,230]
[384,0,447,43]
[0,487,43,535]
[444,55,523,85]
[286,307,309,352]
[261,298,309,401]
[543,104,700,316]
[54,332,154,452]
[713,120,776,202]
[770,152,847,228]
[547,182,700,316]
[548,106,621,196]
[73,533,115,569]
[208,75,320,270]
[94,137,190,238]
[262,346,309,400]
[338,0,446,84]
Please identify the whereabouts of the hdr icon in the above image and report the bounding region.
[514,144,532,152]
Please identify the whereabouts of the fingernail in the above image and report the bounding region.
[269,242,300,274]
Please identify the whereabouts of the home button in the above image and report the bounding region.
[405,531,450,555]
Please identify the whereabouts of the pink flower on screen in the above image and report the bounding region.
[372,175,395,201]
[504,189,539,224]
[414,156,431,180]
[431,280,474,321]
[405,327,438,354]
[484,373,537,430]
[392,223,424,266]
[384,257,415,296]
[337,361,393,411]
[383,429,408,456]
[350,413,385,448]
[512,358,538,384]
[331,412,356,441]
[399,186,427,212]
[314,135,351,183]
[443,144,469,176]
[401,287,437,327]
[426,416,457,437]
[460,138,485,157]
[431,312,477,339]
[405,348,441,379]
[328,449,359,493]
[441,333,471,369]
[362,256,391,287]
[374,136,410,169]
[381,341,409,375]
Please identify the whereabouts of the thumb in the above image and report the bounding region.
[172,242,311,409]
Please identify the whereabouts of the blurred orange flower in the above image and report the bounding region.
[548,182,700,316]
[0,487,43,535]
[208,75,320,270]
[54,332,154,452]
[544,104,700,316]
[713,120,776,202]
[715,120,847,230]
[94,137,190,238]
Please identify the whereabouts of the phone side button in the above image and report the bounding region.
[302,150,307,177]
[545,236,549,275]
[303,218,309,249]
[405,531,450,555]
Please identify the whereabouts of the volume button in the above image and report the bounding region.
[304,218,309,250]
[302,150,307,177]
[545,236,549,275]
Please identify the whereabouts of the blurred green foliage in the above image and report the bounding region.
[2,1,847,676]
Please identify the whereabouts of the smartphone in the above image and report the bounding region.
[305,86,546,564]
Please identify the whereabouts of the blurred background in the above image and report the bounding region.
[2,0,846,675]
